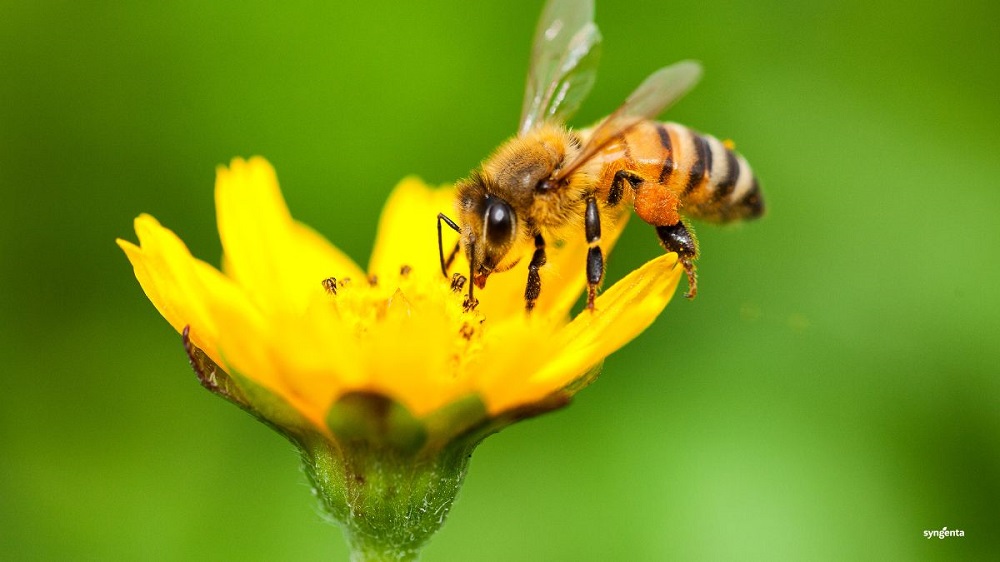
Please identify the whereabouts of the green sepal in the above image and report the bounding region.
[420,394,489,450]
[302,431,475,562]
[306,385,586,561]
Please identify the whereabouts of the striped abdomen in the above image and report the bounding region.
[597,121,765,225]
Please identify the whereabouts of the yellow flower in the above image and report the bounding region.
[118,156,683,559]
[118,156,682,439]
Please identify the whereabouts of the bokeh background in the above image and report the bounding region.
[2,0,998,559]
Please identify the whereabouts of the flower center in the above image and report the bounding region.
[319,267,484,362]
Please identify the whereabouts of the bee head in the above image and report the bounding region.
[456,171,520,289]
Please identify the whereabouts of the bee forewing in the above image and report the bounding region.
[556,60,703,180]
[519,0,602,135]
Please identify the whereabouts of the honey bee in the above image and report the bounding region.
[438,0,764,311]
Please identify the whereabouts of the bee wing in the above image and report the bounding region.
[518,0,602,136]
[555,60,703,180]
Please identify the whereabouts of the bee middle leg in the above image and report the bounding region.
[585,195,604,310]
[655,220,699,299]
[525,233,546,312]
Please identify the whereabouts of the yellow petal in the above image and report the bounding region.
[215,157,364,314]
[488,253,682,412]
[117,214,265,370]
[469,315,563,414]
[367,177,458,284]
[210,295,339,430]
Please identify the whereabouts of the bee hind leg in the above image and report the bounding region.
[655,221,699,299]
[525,233,546,312]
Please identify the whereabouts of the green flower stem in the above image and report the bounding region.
[302,436,473,562]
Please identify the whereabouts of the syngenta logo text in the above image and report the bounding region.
[923,526,965,539]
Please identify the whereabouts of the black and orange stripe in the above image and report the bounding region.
[656,122,763,223]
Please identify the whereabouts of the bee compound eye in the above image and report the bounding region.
[484,200,515,246]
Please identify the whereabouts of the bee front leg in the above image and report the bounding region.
[655,220,699,299]
[525,233,546,312]
[585,196,604,310]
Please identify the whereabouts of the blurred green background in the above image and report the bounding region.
[2,0,998,559]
